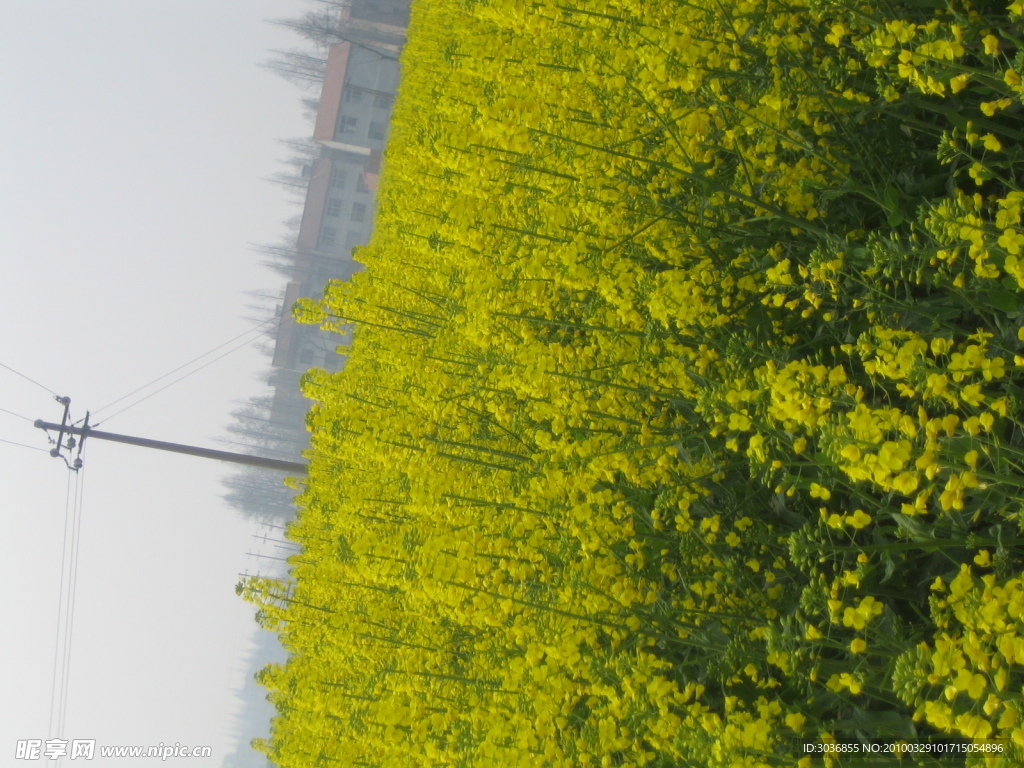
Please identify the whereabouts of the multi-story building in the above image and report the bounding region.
[266,37,401,434]
[234,1,410,485]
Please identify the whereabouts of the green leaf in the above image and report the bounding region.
[987,287,1020,315]
[880,551,898,584]
[892,513,932,542]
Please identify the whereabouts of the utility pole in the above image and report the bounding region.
[35,403,307,475]
[246,552,292,562]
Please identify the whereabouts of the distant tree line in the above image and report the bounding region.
[221,0,411,523]
[262,0,409,91]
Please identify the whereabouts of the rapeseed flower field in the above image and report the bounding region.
[239,0,1024,764]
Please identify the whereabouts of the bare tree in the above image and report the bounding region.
[261,48,328,89]
[270,8,400,61]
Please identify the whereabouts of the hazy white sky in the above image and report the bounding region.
[1,2,318,765]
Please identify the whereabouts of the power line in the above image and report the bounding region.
[0,436,49,452]
[48,471,76,741]
[57,470,86,750]
[90,317,279,421]
[0,406,34,422]
[0,361,61,397]
[92,324,279,428]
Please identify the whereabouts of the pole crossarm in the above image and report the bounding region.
[33,420,308,475]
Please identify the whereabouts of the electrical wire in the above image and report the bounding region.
[92,320,281,428]
[58,470,85,749]
[0,361,61,397]
[0,406,34,422]
[48,471,76,742]
[0,437,49,452]
[89,317,279,422]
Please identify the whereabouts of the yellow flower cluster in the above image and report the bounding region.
[241,0,1024,764]
[893,566,1024,755]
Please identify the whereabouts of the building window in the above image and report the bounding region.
[339,116,358,135]
[325,198,342,218]
[298,348,315,367]
[343,87,363,103]
[320,227,337,248]
[330,168,348,188]
[374,93,391,109]
[368,122,386,141]
[356,174,370,194]
[351,203,367,223]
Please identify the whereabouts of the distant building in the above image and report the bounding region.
[350,0,411,30]
[255,2,409,475]
[267,35,401,427]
